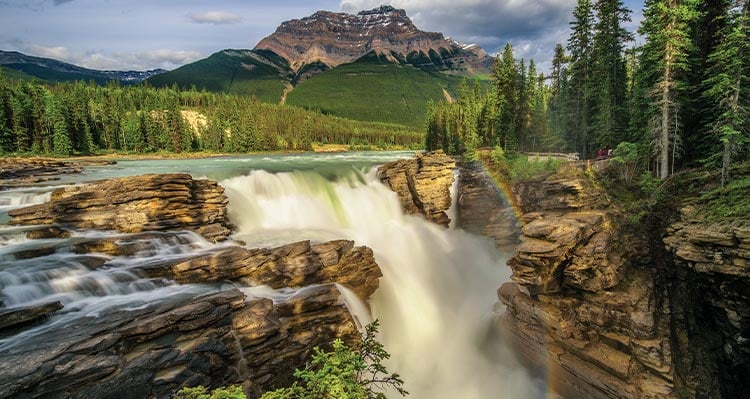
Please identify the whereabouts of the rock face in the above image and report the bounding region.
[663,214,750,398]
[0,285,362,399]
[377,150,456,227]
[255,6,493,74]
[0,231,383,398]
[142,239,381,300]
[8,173,232,242]
[498,167,676,398]
[455,160,520,250]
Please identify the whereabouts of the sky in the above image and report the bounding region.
[0,0,644,73]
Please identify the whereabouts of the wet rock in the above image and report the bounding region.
[455,160,520,250]
[8,173,232,242]
[142,239,381,300]
[0,301,63,334]
[0,286,360,398]
[378,150,456,227]
[0,158,115,188]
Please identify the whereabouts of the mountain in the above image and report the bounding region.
[149,6,493,128]
[255,5,493,74]
[0,50,166,84]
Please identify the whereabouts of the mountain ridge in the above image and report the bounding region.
[0,50,166,84]
[254,5,493,75]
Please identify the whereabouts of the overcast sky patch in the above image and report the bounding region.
[187,11,242,25]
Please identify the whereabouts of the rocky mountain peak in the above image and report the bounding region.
[254,7,493,74]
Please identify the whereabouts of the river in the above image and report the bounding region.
[0,152,545,398]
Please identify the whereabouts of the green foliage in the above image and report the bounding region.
[610,141,646,184]
[261,320,407,399]
[174,385,246,399]
[696,176,750,225]
[0,74,423,156]
[507,155,564,183]
[287,57,471,129]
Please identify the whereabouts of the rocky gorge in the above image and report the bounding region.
[1,152,747,398]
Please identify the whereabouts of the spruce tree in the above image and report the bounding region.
[592,0,633,150]
[705,0,749,185]
[639,0,699,178]
[568,0,596,157]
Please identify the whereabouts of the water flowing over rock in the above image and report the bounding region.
[1,171,385,398]
[0,157,115,188]
[499,166,676,398]
[0,285,361,399]
[377,150,456,227]
[8,173,232,242]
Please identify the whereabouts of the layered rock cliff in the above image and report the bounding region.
[8,173,232,242]
[2,173,384,398]
[377,150,456,227]
[255,6,493,74]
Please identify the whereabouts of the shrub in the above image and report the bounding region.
[174,385,245,399]
[261,320,407,399]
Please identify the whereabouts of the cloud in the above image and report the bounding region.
[27,44,73,61]
[187,11,242,25]
[340,0,576,70]
[21,43,202,70]
[53,0,75,5]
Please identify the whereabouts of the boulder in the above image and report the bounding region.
[377,151,456,227]
[8,173,232,242]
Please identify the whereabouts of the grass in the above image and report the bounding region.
[147,50,290,103]
[694,176,750,226]
[286,55,474,128]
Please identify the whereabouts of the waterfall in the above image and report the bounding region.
[222,168,543,398]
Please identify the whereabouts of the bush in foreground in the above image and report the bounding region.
[174,320,407,399]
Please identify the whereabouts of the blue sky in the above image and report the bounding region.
[0,0,644,72]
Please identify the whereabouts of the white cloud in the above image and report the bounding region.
[27,44,73,61]
[187,11,242,25]
[340,0,577,71]
[22,43,202,70]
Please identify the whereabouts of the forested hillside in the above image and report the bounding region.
[0,72,422,156]
[426,0,749,183]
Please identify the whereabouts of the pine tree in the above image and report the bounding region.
[705,0,749,185]
[568,0,596,157]
[491,43,520,151]
[591,0,633,150]
[639,0,699,178]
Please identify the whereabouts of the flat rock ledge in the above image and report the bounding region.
[0,233,383,398]
[0,157,115,188]
[377,150,456,227]
[8,173,232,242]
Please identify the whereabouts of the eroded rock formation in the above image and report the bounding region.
[8,173,232,242]
[454,160,520,250]
[1,172,385,398]
[0,285,362,399]
[663,211,750,398]
[377,150,456,227]
[255,6,493,74]
[498,166,676,398]
[0,157,115,188]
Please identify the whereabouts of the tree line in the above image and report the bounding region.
[0,74,423,156]
[426,0,749,183]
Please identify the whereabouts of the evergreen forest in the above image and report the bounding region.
[426,0,749,183]
[0,75,423,156]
